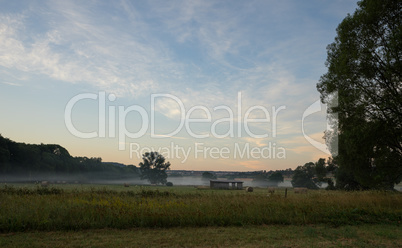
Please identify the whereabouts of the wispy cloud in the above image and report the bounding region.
[0,1,182,97]
[0,0,338,104]
[0,0,357,170]
[1,81,21,87]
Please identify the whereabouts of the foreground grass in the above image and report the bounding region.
[0,184,401,232]
[1,224,401,248]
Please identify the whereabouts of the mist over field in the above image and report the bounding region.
[0,174,308,188]
[0,173,144,185]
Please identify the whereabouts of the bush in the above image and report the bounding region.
[166,182,173,187]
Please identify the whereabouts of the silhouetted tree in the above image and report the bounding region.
[291,162,319,189]
[292,158,337,189]
[268,171,284,183]
[314,158,327,182]
[139,152,171,185]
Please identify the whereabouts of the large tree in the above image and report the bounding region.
[139,152,171,185]
[317,0,402,189]
[291,162,319,189]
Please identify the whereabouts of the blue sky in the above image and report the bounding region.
[0,0,358,171]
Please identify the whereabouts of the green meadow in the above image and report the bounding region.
[0,184,401,247]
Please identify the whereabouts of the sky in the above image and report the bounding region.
[0,0,358,171]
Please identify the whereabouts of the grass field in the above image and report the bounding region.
[0,183,401,247]
[1,224,401,248]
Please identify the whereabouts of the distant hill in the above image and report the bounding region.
[0,134,139,183]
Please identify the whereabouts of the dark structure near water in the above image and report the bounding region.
[210,180,243,190]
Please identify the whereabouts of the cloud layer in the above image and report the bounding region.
[0,0,358,170]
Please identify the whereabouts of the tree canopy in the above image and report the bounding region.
[317,0,402,190]
[291,158,336,189]
[267,171,284,183]
[139,152,171,185]
[291,162,319,189]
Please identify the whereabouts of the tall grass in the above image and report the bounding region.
[0,185,400,232]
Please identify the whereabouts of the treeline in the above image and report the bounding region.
[0,135,139,182]
[217,169,293,180]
